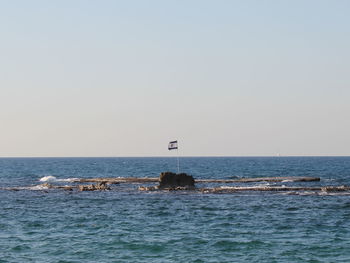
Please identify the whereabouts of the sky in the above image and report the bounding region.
[0,0,349,157]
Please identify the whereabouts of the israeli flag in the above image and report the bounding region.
[168,140,178,150]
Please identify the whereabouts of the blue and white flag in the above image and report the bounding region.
[168,140,178,150]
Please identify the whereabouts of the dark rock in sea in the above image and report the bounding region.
[321,185,349,192]
[158,172,195,189]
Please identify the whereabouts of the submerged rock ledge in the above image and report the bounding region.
[197,185,350,194]
[71,175,320,184]
[4,173,343,194]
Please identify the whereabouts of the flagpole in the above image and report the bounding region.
[168,140,180,174]
[177,146,180,174]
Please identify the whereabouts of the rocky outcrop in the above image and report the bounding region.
[158,172,195,189]
[78,182,111,191]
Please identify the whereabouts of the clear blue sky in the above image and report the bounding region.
[0,0,349,157]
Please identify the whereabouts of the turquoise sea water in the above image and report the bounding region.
[1,157,350,262]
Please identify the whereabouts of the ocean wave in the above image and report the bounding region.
[281,180,293,183]
[28,185,51,190]
[6,185,51,191]
[39,176,78,183]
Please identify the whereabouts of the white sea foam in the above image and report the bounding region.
[7,185,51,191]
[28,185,50,190]
[254,183,270,187]
[39,176,78,183]
[282,180,293,183]
[39,176,57,182]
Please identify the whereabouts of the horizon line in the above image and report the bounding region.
[0,155,349,158]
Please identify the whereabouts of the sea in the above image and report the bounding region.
[1,157,350,263]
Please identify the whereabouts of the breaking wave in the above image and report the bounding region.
[5,185,51,191]
[39,176,78,183]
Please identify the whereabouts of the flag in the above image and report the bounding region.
[168,140,178,150]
